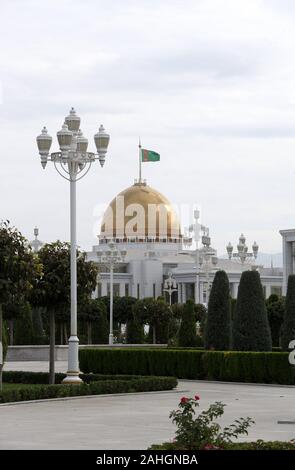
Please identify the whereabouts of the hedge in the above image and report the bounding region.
[79,349,295,385]
[0,376,177,404]
[149,440,295,450]
[2,371,154,385]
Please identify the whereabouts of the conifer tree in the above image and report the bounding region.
[281,275,295,350]
[178,299,198,347]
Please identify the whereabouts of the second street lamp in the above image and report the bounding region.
[36,107,110,384]
[97,241,126,345]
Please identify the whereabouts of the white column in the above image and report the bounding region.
[178,284,182,303]
[109,264,114,345]
[182,283,186,303]
[119,282,125,297]
[101,281,107,296]
[265,284,271,299]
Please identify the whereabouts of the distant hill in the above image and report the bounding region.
[220,253,282,268]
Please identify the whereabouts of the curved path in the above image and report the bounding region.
[1,362,295,449]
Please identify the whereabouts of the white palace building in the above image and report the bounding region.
[85,178,284,305]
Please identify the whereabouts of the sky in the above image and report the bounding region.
[1,0,295,256]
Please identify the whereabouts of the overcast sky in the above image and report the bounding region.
[1,0,295,256]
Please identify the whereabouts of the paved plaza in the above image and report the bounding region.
[1,361,295,449]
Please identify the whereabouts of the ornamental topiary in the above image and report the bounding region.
[233,270,272,351]
[178,299,198,347]
[204,270,231,350]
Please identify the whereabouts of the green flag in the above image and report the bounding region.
[141,149,160,162]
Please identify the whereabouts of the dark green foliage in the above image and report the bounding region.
[14,302,34,345]
[281,275,295,351]
[2,320,8,361]
[126,315,144,344]
[0,376,177,403]
[266,296,285,347]
[178,299,198,347]
[205,271,231,350]
[233,270,272,351]
[79,348,295,385]
[133,297,172,343]
[91,300,109,344]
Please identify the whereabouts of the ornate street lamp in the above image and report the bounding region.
[226,234,259,265]
[163,272,178,306]
[97,241,126,344]
[36,107,110,384]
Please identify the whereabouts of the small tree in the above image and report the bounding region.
[233,270,272,351]
[0,221,41,390]
[205,270,231,350]
[178,299,198,347]
[281,275,295,351]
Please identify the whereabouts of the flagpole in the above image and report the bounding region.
[139,138,142,183]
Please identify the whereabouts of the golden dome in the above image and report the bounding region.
[100,182,181,242]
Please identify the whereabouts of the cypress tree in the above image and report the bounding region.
[178,299,198,347]
[14,302,34,345]
[205,270,231,350]
[92,304,109,344]
[281,275,295,350]
[233,270,272,351]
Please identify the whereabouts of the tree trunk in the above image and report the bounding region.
[153,325,156,344]
[0,304,3,392]
[9,319,14,346]
[87,322,92,345]
[49,310,55,385]
[60,322,63,345]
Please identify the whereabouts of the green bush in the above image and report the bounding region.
[0,376,177,403]
[79,348,295,384]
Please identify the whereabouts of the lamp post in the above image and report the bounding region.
[97,241,126,344]
[226,234,259,265]
[163,272,178,306]
[199,228,218,305]
[36,107,110,384]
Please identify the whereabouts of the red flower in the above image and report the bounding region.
[194,395,200,401]
[203,443,220,450]
[180,396,189,404]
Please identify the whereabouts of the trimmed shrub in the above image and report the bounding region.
[205,271,231,350]
[0,376,177,403]
[79,348,295,384]
[178,299,198,347]
[281,275,295,351]
[266,297,285,347]
[150,440,295,450]
[126,316,145,344]
[233,271,272,351]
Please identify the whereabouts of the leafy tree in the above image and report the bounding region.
[281,275,295,351]
[233,270,272,351]
[114,296,138,324]
[31,307,47,345]
[205,270,231,350]
[134,297,172,344]
[178,299,198,347]
[35,241,98,383]
[266,296,285,347]
[0,221,41,390]
[79,298,108,344]
[14,302,34,345]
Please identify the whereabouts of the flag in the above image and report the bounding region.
[141,149,160,162]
